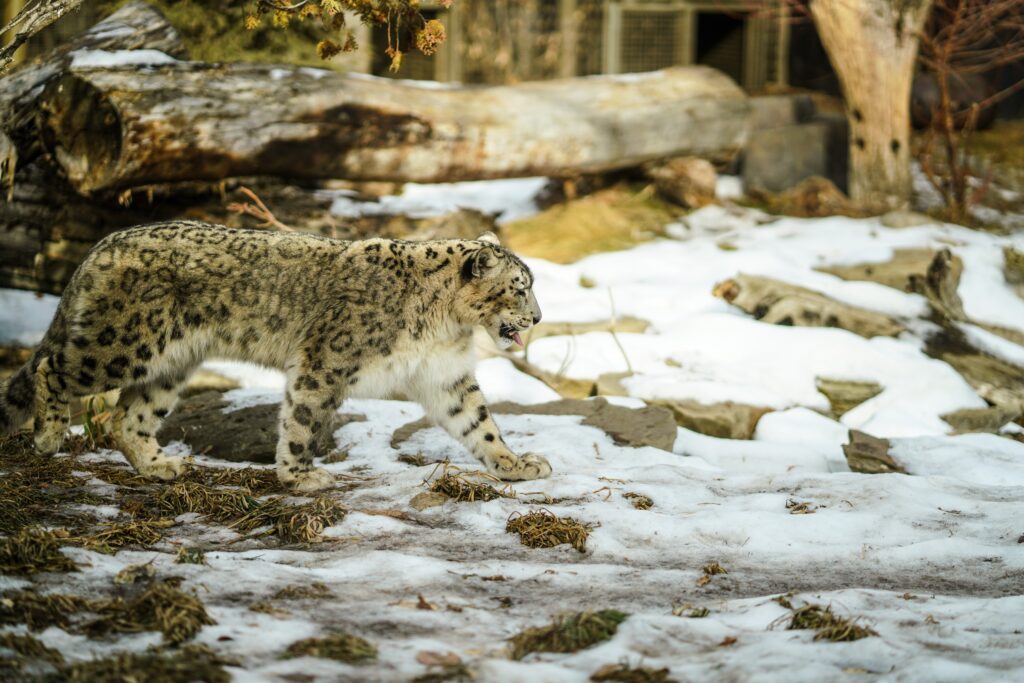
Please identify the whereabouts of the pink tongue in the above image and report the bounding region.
[512,331,524,347]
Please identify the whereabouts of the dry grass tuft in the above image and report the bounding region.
[179,466,281,495]
[157,480,260,522]
[0,590,93,631]
[282,632,377,663]
[274,582,333,600]
[506,509,593,553]
[590,662,676,682]
[85,581,216,644]
[784,603,878,642]
[73,518,175,553]
[696,562,727,587]
[0,432,114,535]
[0,527,78,575]
[509,610,629,660]
[430,471,514,503]
[623,492,653,510]
[157,477,346,543]
[52,643,233,682]
[175,546,206,565]
[114,562,157,585]
[0,630,66,665]
[411,663,474,682]
[233,496,347,543]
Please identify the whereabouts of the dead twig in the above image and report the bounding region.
[227,186,294,231]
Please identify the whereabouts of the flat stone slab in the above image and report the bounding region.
[391,397,678,454]
[157,391,364,464]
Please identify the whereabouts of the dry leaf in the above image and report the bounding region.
[416,650,462,667]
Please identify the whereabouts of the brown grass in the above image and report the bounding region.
[282,632,377,663]
[785,604,878,642]
[52,643,234,683]
[0,631,65,665]
[590,662,676,682]
[274,582,333,600]
[506,509,593,553]
[73,518,176,553]
[430,471,514,503]
[509,610,629,660]
[84,581,216,644]
[0,527,78,575]
[623,492,653,510]
[0,590,94,631]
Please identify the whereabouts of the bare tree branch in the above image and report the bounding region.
[0,0,86,75]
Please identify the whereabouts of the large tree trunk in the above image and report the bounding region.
[38,64,750,195]
[810,0,934,210]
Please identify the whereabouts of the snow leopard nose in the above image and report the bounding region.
[532,312,542,325]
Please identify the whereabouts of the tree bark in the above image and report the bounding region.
[1,1,185,154]
[0,0,87,75]
[38,64,750,195]
[0,1,187,295]
[810,0,934,210]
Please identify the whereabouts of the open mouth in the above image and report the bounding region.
[499,323,524,347]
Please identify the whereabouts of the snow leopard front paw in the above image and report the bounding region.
[137,456,187,481]
[491,452,552,481]
[281,466,336,492]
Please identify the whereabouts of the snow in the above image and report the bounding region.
[327,177,547,224]
[520,207,1024,437]
[0,289,59,345]
[70,48,179,68]
[3,188,1024,680]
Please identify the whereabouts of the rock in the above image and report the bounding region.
[927,338,1024,414]
[645,157,718,209]
[843,430,905,474]
[391,398,678,454]
[750,177,864,219]
[595,372,631,398]
[180,368,241,398]
[908,249,967,321]
[409,492,448,511]
[743,120,848,194]
[1003,247,1024,301]
[815,378,883,417]
[749,94,815,131]
[157,391,365,464]
[880,210,937,229]
[527,317,650,343]
[653,399,771,440]
[817,248,937,291]
[713,274,905,338]
[941,406,1022,434]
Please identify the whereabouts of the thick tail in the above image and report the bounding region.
[1,359,36,434]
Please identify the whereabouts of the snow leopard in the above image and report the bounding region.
[0,221,550,491]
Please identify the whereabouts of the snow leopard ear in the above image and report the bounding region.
[462,246,500,280]
[477,231,500,245]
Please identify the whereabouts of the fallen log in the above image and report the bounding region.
[1,1,185,154]
[712,274,906,338]
[38,64,750,194]
[0,1,187,295]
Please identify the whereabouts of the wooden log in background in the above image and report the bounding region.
[0,1,189,295]
[39,64,750,195]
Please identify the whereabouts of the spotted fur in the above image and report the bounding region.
[0,222,549,491]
